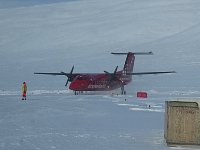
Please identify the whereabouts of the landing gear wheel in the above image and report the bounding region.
[123,91,126,95]
[121,90,126,95]
[74,91,78,95]
[121,85,126,95]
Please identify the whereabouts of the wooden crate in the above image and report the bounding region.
[165,100,200,146]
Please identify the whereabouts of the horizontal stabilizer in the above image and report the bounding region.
[127,71,176,75]
[111,52,153,55]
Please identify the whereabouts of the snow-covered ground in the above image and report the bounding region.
[1,91,200,150]
[0,93,165,150]
[1,0,200,149]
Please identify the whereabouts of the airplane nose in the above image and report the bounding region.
[69,80,88,91]
[69,82,78,90]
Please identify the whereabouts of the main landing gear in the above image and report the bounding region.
[74,91,83,95]
[74,91,78,95]
[121,85,126,95]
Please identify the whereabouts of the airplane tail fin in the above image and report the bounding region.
[123,52,135,74]
[111,52,153,74]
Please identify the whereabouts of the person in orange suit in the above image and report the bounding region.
[22,82,27,100]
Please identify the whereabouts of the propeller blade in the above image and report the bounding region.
[104,66,119,85]
[65,79,69,86]
[65,79,69,87]
[70,66,74,75]
[104,66,118,75]
[109,66,118,81]
[114,66,118,74]
[65,66,74,87]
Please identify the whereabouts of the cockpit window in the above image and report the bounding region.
[76,75,87,80]
[78,76,83,80]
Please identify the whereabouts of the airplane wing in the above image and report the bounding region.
[34,72,81,86]
[127,71,176,75]
[34,66,81,86]
[34,72,68,76]
[34,72,81,78]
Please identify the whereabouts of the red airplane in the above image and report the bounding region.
[34,52,175,95]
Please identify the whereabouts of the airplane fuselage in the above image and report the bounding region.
[69,71,132,91]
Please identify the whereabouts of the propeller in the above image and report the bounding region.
[61,66,74,87]
[104,66,119,83]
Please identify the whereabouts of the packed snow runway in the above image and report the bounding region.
[0,92,165,150]
[1,91,200,150]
